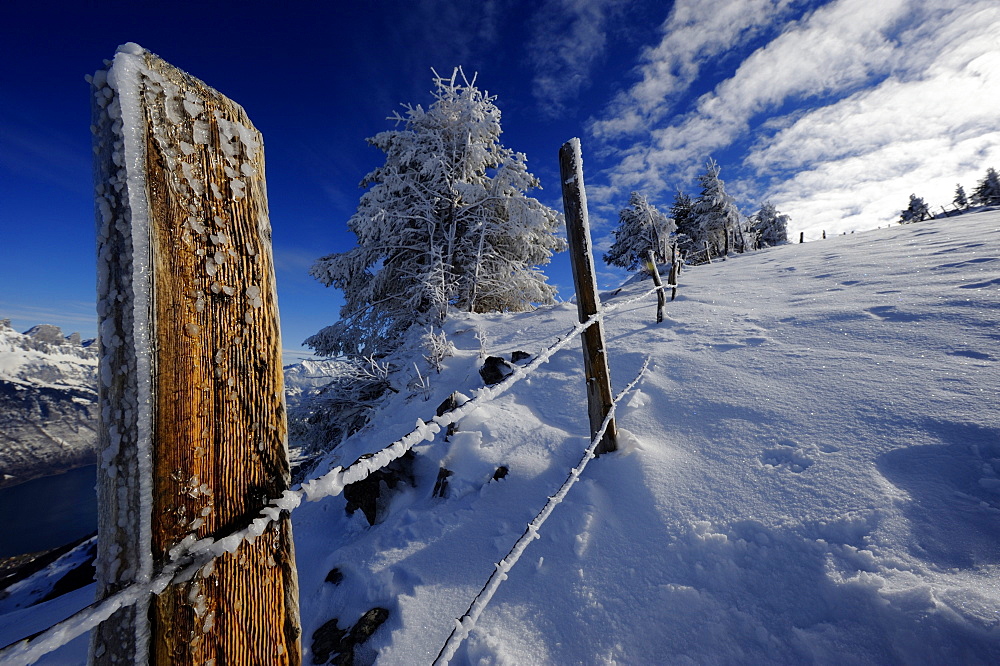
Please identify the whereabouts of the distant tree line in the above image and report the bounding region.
[605,159,789,272]
[900,166,1000,224]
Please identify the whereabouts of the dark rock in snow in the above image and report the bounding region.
[343,451,415,525]
[480,356,513,386]
[492,466,509,481]
[433,467,454,498]
[311,618,347,664]
[324,568,343,585]
[511,350,531,364]
[349,607,390,649]
[311,607,390,665]
[436,392,461,417]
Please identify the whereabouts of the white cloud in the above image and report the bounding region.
[752,2,1000,234]
[529,0,625,117]
[633,0,911,182]
[750,10,1000,173]
[591,0,1000,243]
[589,0,801,139]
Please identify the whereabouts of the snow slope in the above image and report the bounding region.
[4,211,999,663]
[290,211,1000,664]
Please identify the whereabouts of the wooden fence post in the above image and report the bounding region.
[558,139,617,455]
[667,244,679,301]
[90,44,300,665]
[646,250,665,323]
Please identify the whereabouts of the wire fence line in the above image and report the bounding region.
[434,356,651,665]
[0,283,668,665]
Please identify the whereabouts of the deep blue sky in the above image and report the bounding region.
[2,0,998,360]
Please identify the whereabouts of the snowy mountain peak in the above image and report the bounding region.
[0,320,100,488]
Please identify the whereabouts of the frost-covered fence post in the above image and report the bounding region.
[646,250,665,323]
[558,138,617,455]
[90,44,300,665]
[668,244,679,301]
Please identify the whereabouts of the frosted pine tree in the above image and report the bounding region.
[899,194,930,223]
[669,190,696,253]
[690,159,739,260]
[953,184,968,210]
[972,167,1000,206]
[604,192,676,271]
[307,69,565,357]
[751,202,790,247]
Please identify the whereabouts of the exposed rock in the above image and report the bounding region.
[311,618,348,664]
[492,466,509,481]
[324,568,344,585]
[436,392,461,417]
[349,607,390,649]
[24,325,72,346]
[343,451,415,525]
[432,467,453,498]
[479,356,513,386]
[310,607,390,665]
[511,350,531,364]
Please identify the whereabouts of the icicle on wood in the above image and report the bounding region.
[90,43,300,666]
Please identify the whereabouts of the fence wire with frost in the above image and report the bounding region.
[434,356,651,665]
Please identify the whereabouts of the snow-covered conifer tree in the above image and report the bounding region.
[972,167,1000,206]
[899,194,930,223]
[670,190,695,253]
[953,183,968,210]
[307,69,565,357]
[751,202,790,247]
[689,159,739,260]
[604,192,676,271]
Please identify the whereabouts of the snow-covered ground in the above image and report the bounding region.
[4,211,999,663]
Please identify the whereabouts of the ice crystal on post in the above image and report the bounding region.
[91,42,156,663]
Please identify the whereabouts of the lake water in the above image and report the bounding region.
[0,465,98,558]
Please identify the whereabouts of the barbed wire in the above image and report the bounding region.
[0,283,667,665]
[433,356,651,665]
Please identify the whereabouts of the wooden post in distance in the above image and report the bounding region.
[558,138,617,455]
[646,250,665,324]
[667,244,679,301]
[90,44,300,665]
